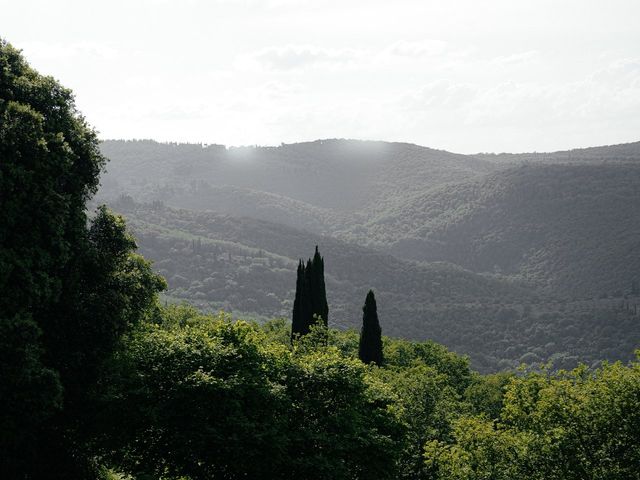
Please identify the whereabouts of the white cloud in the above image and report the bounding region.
[381,39,447,58]
[490,50,539,66]
[235,39,455,73]
[235,45,363,71]
[400,80,477,111]
[19,41,119,61]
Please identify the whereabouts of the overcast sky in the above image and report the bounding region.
[2,0,640,153]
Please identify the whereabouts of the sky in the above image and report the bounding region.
[2,0,640,153]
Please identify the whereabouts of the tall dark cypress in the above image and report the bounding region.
[302,258,314,333]
[311,245,329,327]
[291,260,305,340]
[291,246,329,340]
[359,290,383,365]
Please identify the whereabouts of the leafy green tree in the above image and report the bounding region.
[0,37,103,476]
[425,358,640,480]
[100,307,404,480]
[0,39,165,478]
[500,361,640,479]
[359,290,384,365]
[285,346,402,480]
[384,337,472,394]
[464,371,514,420]
[424,416,532,480]
[379,364,461,479]
[99,313,289,479]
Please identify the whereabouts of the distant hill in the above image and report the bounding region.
[98,138,496,218]
[115,200,529,318]
[474,141,640,164]
[368,163,640,298]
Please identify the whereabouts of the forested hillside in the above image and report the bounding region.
[97,139,640,371]
[98,140,640,298]
[372,163,640,297]
[98,139,496,233]
[110,200,640,372]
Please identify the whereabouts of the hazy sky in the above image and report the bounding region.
[2,0,640,153]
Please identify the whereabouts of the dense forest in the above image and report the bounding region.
[2,39,640,479]
[109,200,640,372]
[96,137,640,372]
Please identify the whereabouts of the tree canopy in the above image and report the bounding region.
[0,39,165,478]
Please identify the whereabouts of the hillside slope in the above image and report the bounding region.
[367,164,640,298]
[475,141,640,165]
[98,138,496,215]
[96,139,640,371]
[112,201,640,372]
[115,201,528,318]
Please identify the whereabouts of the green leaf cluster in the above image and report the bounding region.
[97,308,403,480]
[425,358,640,480]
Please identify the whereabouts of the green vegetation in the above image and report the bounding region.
[95,137,640,372]
[374,163,640,298]
[425,360,640,480]
[98,309,403,480]
[98,138,495,217]
[97,307,640,480]
[0,39,165,477]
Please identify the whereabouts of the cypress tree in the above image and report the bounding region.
[291,260,305,340]
[310,246,329,327]
[291,246,329,340]
[302,258,314,333]
[359,290,383,366]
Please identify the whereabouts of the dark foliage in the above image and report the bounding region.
[0,40,164,478]
[98,310,404,480]
[292,246,329,340]
[359,290,384,365]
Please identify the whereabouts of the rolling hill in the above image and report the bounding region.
[98,138,496,224]
[367,163,640,298]
[96,139,640,371]
[109,201,640,372]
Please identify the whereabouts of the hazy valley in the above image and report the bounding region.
[97,139,640,371]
